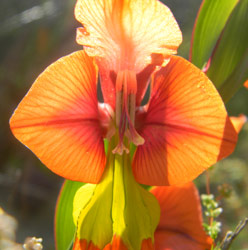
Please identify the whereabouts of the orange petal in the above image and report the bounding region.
[151,183,212,249]
[230,114,247,133]
[140,238,154,250]
[103,237,153,250]
[155,231,211,250]
[244,79,248,89]
[73,238,100,250]
[103,236,128,250]
[75,0,182,73]
[133,56,237,185]
[10,51,106,183]
[73,236,129,250]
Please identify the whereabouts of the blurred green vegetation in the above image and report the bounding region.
[0,0,247,249]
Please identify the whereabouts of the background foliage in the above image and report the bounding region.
[0,0,247,249]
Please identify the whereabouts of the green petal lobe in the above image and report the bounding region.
[73,140,160,249]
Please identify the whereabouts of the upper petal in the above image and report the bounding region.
[133,56,237,185]
[151,183,212,249]
[10,51,106,183]
[75,0,182,73]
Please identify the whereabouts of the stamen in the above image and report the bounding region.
[113,70,144,154]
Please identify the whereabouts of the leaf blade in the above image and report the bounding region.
[206,0,248,98]
[190,0,238,69]
[219,48,248,103]
[55,180,84,250]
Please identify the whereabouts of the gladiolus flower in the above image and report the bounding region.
[152,182,212,250]
[10,1,239,250]
[10,0,237,186]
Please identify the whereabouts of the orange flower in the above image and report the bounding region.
[10,0,237,186]
[152,183,212,250]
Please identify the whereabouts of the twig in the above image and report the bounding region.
[205,170,211,195]
[220,217,248,250]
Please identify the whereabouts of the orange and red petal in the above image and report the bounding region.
[155,231,211,250]
[75,0,181,72]
[133,56,237,185]
[73,236,129,250]
[151,183,212,248]
[140,238,154,250]
[104,237,153,250]
[244,79,248,89]
[103,236,128,250]
[10,51,106,183]
[75,0,182,107]
[230,114,247,133]
[74,238,100,250]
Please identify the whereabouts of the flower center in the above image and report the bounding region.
[112,70,144,154]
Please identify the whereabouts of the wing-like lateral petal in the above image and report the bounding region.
[133,56,237,185]
[75,0,182,106]
[151,183,212,250]
[10,51,106,183]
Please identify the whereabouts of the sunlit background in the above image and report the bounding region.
[0,0,248,249]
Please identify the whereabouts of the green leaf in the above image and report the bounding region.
[190,0,238,69]
[219,48,248,103]
[206,0,248,101]
[55,180,84,250]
